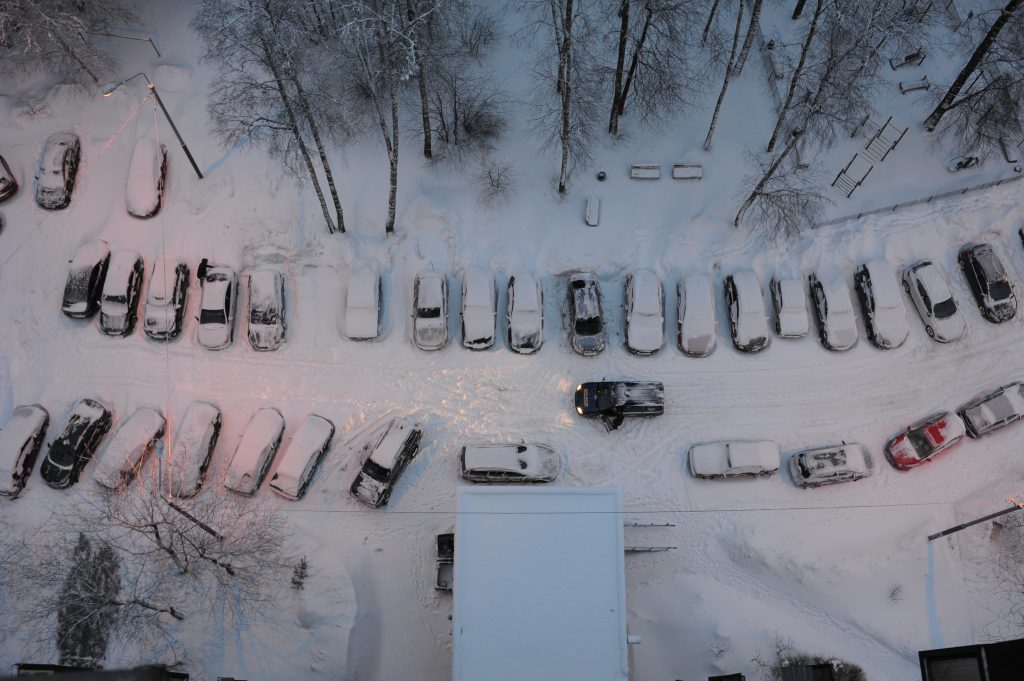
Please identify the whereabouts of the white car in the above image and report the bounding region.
[125,137,167,218]
[143,257,189,341]
[462,268,496,350]
[688,440,780,479]
[0,405,49,497]
[413,270,449,351]
[99,250,144,337]
[350,417,422,507]
[460,443,560,483]
[346,264,382,340]
[269,414,335,500]
[957,382,1024,438]
[789,443,873,488]
[247,270,286,351]
[162,401,221,498]
[808,268,858,351]
[677,274,716,357]
[853,260,908,350]
[35,131,80,209]
[507,271,543,354]
[625,269,664,355]
[197,265,238,350]
[223,407,285,496]
[92,407,165,489]
[724,271,769,353]
[769,275,809,338]
[902,260,966,342]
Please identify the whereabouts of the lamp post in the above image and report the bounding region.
[103,72,203,179]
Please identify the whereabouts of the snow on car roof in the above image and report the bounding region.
[818,270,855,315]
[71,240,110,270]
[347,265,377,309]
[248,270,282,311]
[103,250,141,295]
[865,260,901,303]
[630,270,661,315]
[777,277,804,310]
[93,408,164,487]
[416,271,445,308]
[148,257,179,301]
[0,406,47,483]
[463,269,494,309]
[42,132,76,167]
[225,408,283,486]
[273,414,333,485]
[572,273,601,318]
[511,271,540,310]
[915,263,951,298]
[464,444,527,471]
[369,418,417,469]
[728,441,780,469]
[453,487,627,681]
[682,274,713,323]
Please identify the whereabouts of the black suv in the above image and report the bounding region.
[574,381,664,431]
[959,243,1016,323]
[40,398,113,489]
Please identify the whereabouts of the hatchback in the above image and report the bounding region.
[957,382,1024,438]
[248,270,286,351]
[902,260,965,342]
[99,250,144,337]
[269,414,335,500]
[625,269,664,355]
[567,272,606,356]
[769,275,809,338]
[92,407,165,489]
[678,275,716,357]
[223,407,285,496]
[197,266,238,350]
[808,269,858,351]
[125,138,167,218]
[462,268,496,350]
[143,258,189,341]
[724,270,769,353]
[413,270,449,351]
[959,243,1016,323]
[162,401,222,498]
[61,240,111,319]
[35,132,80,209]
[507,271,543,354]
[40,398,113,489]
[688,440,780,479]
[346,264,382,341]
[0,405,49,497]
[853,260,908,350]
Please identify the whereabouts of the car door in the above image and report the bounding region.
[916,281,932,315]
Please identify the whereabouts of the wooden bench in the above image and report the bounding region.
[890,49,926,70]
[671,163,703,180]
[629,163,661,180]
[899,76,930,94]
[585,195,600,227]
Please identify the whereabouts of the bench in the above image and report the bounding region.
[899,76,930,94]
[1001,136,1020,164]
[671,163,703,180]
[629,163,661,180]
[584,195,600,226]
[890,49,926,70]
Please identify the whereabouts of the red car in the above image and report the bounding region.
[884,412,966,470]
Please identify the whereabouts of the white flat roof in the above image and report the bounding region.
[452,486,627,681]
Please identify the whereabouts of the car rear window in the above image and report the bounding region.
[361,458,390,483]
[933,298,957,319]
[575,315,602,335]
[200,308,227,325]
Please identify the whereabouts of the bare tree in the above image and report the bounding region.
[765,0,824,153]
[701,0,721,45]
[704,0,745,150]
[732,0,762,75]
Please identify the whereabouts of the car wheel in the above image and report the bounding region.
[925,325,935,338]
[902,280,911,295]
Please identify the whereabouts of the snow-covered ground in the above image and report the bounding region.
[2,1,1024,680]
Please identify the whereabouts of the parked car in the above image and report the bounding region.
[462,268,496,350]
[567,272,606,356]
[61,240,111,319]
[99,250,144,337]
[162,401,221,498]
[223,407,285,496]
[143,257,189,341]
[574,381,664,431]
[678,274,716,357]
[769,275,809,338]
[125,138,167,218]
[788,443,873,488]
[35,132,80,209]
[884,412,966,469]
[460,443,560,483]
[959,243,1017,323]
[247,270,286,351]
[688,440,780,479]
[957,382,1024,438]
[92,407,165,489]
[350,417,422,508]
[413,269,448,351]
[853,259,908,350]
[507,271,543,354]
[0,153,18,202]
[269,414,335,500]
[40,398,113,489]
[902,260,966,342]
[808,269,858,351]
[624,269,664,355]
[345,264,382,341]
[0,405,49,497]
[724,270,769,353]
[197,265,238,350]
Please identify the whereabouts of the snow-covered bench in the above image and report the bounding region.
[671,163,703,180]
[899,76,930,94]
[890,48,926,70]
[629,163,661,180]
[585,195,600,227]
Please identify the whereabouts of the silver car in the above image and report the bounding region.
[35,132,80,209]
[957,382,1024,438]
[197,266,238,350]
[247,270,286,351]
[567,272,605,356]
[678,274,716,357]
[789,443,873,488]
[507,271,543,354]
[413,270,449,351]
[902,260,965,342]
[808,268,858,351]
[688,440,780,479]
[462,268,496,350]
[350,418,422,508]
[460,443,560,483]
[99,250,144,337]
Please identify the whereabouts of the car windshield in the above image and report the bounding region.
[361,459,390,483]
[63,270,90,302]
[251,308,279,325]
[106,294,128,304]
[907,430,934,458]
[933,298,957,319]
[575,315,602,335]
[418,307,441,319]
[200,308,226,325]
[990,280,1012,300]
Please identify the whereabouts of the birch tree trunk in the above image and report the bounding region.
[766,0,822,152]
[385,76,400,234]
[734,132,800,226]
[704,1,745,150]
[608,0,630,135]
[557,0,575,194]
[733,0,762,75]
[792,0,807,20]
[288,68,346,232]
[701,0,721,46]
[618,4,652,117]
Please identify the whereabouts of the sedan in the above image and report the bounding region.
[769,275,809,338]
[724,270,769,353]
[92,407,165,489]
[957,382,1024,438]
[688,440,780,479]
[0,153,18,202]
[808,269,858,351]
[162,401,221,498]
[99,250,144,337]
[413,269,449,351]
[789,443,873,488]
[40,398,113,489]
[269,413,335,500]
[345,264,382,341]
[248,270,286,351]
[567,272,606,356]
[460,443,560,483]
[959,243,1016,323]
[35,132,80,209]
[0,405,49,497]
[853,260,908,350]
[884,412,966,469]
[462,268,496,350]
[197,265,238,350]
[223,407,285,496]
[678,274,716,357]
[507,271,543,354]
[625,269,664,355]
[61,240,111,319]
[125,138,167,218]
[902,260,966,342]
[143,257,189,341]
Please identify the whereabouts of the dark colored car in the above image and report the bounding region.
[61,240,111,319]
[0,405,50,497]
[959,243,1016,323]
[0,153,18,202]
[144,257,190,341]
[40,398,113,489]
[350,417,422,508]
[99,250,144,337]
[567,272,606,356]
[574,381,664,431]
[35,132,81,209]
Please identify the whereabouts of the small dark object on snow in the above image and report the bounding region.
[197,258,209,281]
[575,381,664,431]
[596,171,606,181]
[948,155,980,172]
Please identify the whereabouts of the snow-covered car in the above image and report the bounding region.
[808,269,858,351]
[125,138,167,218]
[92,407,165,489]
[413,269,448,351]
[269,413,335,500]
[350,417,422,508]
[40,398,113,489]
[677,274,716,357]
[688,440,781,479]
[574,381,664,431]
[884,412,966,470]
[247,270,286,351]
[853,259,908,350]
[197,265,238,350]
[460,443,560,483]
[769,275,809,338]
[624,269,664,355]
[959,243,1016,323]
[0,153,17,202]
[957,382,1024,438]
[567,272,606,356]
[723,270,769,353]
[345,264,382,341]
[0,405,49,497]
[788,443,873,488]
[35,132,80,209]
[461,268,496,350]
[902,260,966,342]
[143,257,189,341]
[99,250,144,337]
[61,240,110,319]
[162,401,221,498]
[223,407,285,496]
[507,271,543,354]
